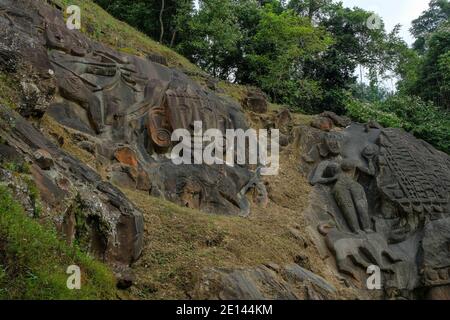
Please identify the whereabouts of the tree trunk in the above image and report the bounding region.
[170,30,177,47]
[159,0,165,43]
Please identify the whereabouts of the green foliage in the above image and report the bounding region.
[0,186,117,299]
[414,22,450,109]
[288,0,333,21]
[246,5,332,107]
[94,0,411,115]
[411,0,450,53]
[22,176,42,218]
[345,97,404,128]
[0,73,19,110]
[177,0,241,78]
[2,162,30,175]
[346,95,450,153]
[350,82,393,103]
[396,1,450,112]
[94,0,194,47]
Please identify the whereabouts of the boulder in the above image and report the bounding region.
[33,149,54,170]
[244,89,268,113]
[0,104,144,267]
[194,264,336,300]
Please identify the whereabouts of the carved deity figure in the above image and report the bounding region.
[303,132,344,164]
[311,159,373,233]
[310,143,379,234]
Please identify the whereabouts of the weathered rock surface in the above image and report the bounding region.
[297,120,450,299]
[0,0,265,217]
[194,264,336,300]
[2,0,449,301]
[243,88,268,113]
[0,105,143,267]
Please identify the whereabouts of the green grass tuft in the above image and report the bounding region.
[0,186,117,300]
[0,73,19,110]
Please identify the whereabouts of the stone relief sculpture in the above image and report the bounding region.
[0,0,265,217]
[0,0,269,278]
[1,0,448,299]
[300,119,450,299]
[310,159,372,234]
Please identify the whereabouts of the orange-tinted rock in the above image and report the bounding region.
[427,285,450,300]
[310,116,333,132]
[244,89,268,113]
[115,147,138,168]
[319,111,351,127]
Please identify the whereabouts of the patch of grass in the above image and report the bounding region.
[122,157,314,299]
[2,161,30,175]
[49,0,202,74]
[22,176,43,218]
[0,73,19,110]
[218,82,248,103]
[41,115,95,165]
[0,186,117,299]
[291,113,315,126]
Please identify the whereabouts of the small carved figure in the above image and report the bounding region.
[303,132,344,163]
[310,159,373,233]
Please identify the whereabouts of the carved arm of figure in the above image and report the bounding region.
[357,157,376,176]
[303,145,319,163]
[358,144,380,176]
[309,161,340,186]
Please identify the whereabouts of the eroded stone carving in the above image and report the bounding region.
[300,123,450,299]
[0,0,264,217]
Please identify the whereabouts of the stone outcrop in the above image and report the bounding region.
[1,0,449,300]
[194,263,337,300]
[297,120,450,299]
[243,88,268,113]
[0,105,143,267]
[0,0,266,217]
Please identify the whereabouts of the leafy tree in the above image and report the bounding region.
[411,0,450,53]
[95,0,194,46]
[414,22,450,109]
[300,3,398,113]
[397,0,450,110]
[177,0,241,78]
[345,94,450,153]
[288,0,333,21]
[245,5,332,107]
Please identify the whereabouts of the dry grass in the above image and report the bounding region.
[119,141,359,299]
[40,115,95,164]
[33,0,359,300]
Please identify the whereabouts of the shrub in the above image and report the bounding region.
[345,94,450,154]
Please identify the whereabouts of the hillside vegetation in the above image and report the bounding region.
[0,186,117,299]
[93,0,450,153]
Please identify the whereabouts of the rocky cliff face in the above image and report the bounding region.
[0,0,449,300]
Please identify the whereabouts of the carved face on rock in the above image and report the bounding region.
[362,144,379,159]
[148,105,172,149]
[324,133,343,155]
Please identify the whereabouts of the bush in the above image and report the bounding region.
[345,94,450,154]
